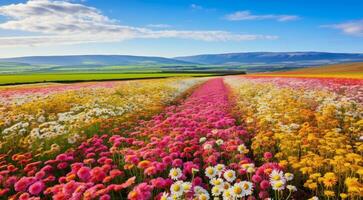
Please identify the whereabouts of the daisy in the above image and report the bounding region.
[237,144,249,154]
[160,192,169,200]
[222,189,233,200]
[222,182,231,191]
[287,185,297,192]
[205,166,217,179]
[231,182,244,198]
[272,180,285,191]
[199,137,207,143]
[210,178,223,187]
[215,139,224,146]
[240,181,253,196]
[270,170,286,183]
[223,170,236,182]
[170,181,184,197]
[214,164,225,176]
[182,182,192,192]
[169,168,182,180]
[194,186,210,200]
[194,186,208,195]
[284,173,294,181]
[204,144,212,150]
[211,186,222,196]
[197,193,210,200]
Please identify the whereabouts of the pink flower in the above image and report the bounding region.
[260,180,270,190]
[263,152,273,160]
[172,159,183,167]
[35,171,46,180]
[259,191,269,199]
[150,177,167,189]
[77,166,91,181]
[57,162,68,170]
[18,192,30,200]
[252,175,262,183]
[91,167,106,182]
[28,181,45,195]
[14,177,32,192]
[100,194,111,200]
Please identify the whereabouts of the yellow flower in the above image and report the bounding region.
[340,193,348,199]
[323,172,337,188]
[324,190,335,197]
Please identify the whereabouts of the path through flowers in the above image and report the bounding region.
[1,78,296,200]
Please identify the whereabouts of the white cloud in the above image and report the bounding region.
[146,24,172,28]
[225,10,299,22]
[190,4,203,10]
[0,0,277,47]
[323,20,363,37]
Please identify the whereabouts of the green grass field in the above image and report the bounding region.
[0,73,212,85]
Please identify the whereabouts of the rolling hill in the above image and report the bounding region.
[0,55,193,66]
[174,52,363,66]
[1,52,363,74]
[253,62,363,79]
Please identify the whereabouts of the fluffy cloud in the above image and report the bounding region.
[323,20,363,37]
[225,10,299,22]
[0,0,277,47]
[146,24,172,28]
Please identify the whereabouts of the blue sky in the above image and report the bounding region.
[0,0,362,58]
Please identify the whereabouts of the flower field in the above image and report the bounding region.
[0,76,362,199]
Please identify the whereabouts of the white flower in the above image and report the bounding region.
[194,186,210,200]
[215,139,224,146]
[284,173,294,181]
[170,181,184,197]
[197,193,210,200]
[211,129,218,134]
[287,185,297,192]
[223,170,236,182]
[160,192,169,200]
[199,137,207,143]
[210,178,223,187]
[222,189,233,200]
[169,168,182,180]
[231,182,244,198]
[246,166,255,173]
[270,170,286,183]
[272,180,285,191]
[205,166,217,179]
[211,186,222,196]
[194,186,208,195]
[204,143,212,150]
[182,182,192,192]
[221,182,231,191]
[241,181,253,196]
[231,181,253,197]
[237,144,249,154]
[214,164,225,176]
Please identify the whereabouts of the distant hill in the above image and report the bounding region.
[253,62,363,79]
[0,55,193,66]
[174,52,363,66]
[276,62,363,74]
[1,52,363,74]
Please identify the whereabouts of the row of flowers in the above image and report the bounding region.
[0,78,296,199]
[226,76,363,199]
[0,78,202,157]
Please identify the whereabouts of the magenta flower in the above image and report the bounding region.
[28,181,45,195]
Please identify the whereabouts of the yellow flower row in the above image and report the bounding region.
[226,77,363,199]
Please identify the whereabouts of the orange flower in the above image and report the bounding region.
[137,160,151,169]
